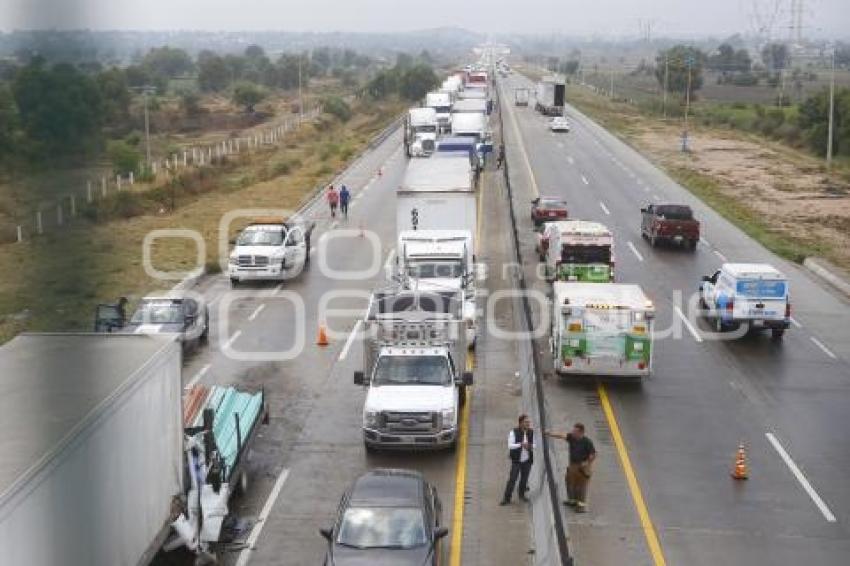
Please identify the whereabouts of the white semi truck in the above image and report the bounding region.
[404,106,438,157]
[428,90,453,132]
[550,283,655,378]
[353,288,473,451]
[536,75,566,116]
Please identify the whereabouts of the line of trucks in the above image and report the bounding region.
[354,65,493,451]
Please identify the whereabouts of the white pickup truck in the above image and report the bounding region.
[228,218,314,287]
[353,288,472,452]
[699,263,791,338]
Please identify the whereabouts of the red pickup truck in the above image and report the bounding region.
[641,203,700,250]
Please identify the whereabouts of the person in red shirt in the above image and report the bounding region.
[326,185,339,218]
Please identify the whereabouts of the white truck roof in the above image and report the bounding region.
[550,220,612,237]
[553,283,653,311]
[400,158,473,193]
[459,90,486,100]
[409,107,437,124]
[0,333,177,500]
[452,99,487,113]
[450,113,487,135]
[399,229,471,241]
[721,263,785,279]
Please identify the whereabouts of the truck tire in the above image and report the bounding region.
[365,442,378,455]
[459,385,467,406]
[649,234,657,248]
[771,328,785,340]
[230,278,239,288]
[715,315,725,333]
[688,239,698,251]
[233,470,249,497]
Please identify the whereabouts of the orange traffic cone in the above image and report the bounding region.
[317,323,330,346]
[731,443,749,480]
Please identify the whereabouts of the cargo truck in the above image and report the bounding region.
[404,107,438,157]
[550,283,655,377]
[353,288,473,451]
[540,220,615,282]
[515,88,530,106]
[0,333,183,566]
[426,91,453,133]
[535,75,566,116]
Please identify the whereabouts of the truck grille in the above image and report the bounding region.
[237,255,270,267]
[381,411,439,434]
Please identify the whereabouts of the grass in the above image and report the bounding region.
[0,97,406,343]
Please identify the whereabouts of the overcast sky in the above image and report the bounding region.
[3,0,849,39]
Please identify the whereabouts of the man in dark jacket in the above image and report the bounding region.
[545,423,596,512]
[500,414,534,505]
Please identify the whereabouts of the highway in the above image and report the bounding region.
[166,123,536,565]
[500,72,850,565]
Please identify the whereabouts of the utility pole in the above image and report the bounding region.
[662,55,669,119]
[609,67,615,98]
[682,55,694,152]
[143,89,151,166]
[827,45,836,168]
[298,53,304,124]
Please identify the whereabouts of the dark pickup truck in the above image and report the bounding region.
[641,203,700,250]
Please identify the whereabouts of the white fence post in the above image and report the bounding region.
[129,171,134,185]
[87,181,93,203]
[56,204,63,226]
[152,161,158,175]
[36,211,43,234]
[116,175,122,190]
[70,195,76,217]
[236,139,240,152]
[101,176,107,197]
[16,225,22,243]
[183,151,187,167]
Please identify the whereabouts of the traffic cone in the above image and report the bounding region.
[731,443,749,480]
[317,323,330,346]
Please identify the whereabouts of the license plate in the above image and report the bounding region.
[752,320,764,327]
[673,235,683,241]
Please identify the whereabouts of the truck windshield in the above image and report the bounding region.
[414,125,437,133]
[736,279,787,299]
[436,106,451,114]
[373,355,451,386]
[561,245,611,264]
[655,206,693,220]
[407,260,464,279]
[237,229,284,246]
[131,302,183,324]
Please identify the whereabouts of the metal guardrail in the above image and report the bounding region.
[495,79,574,566]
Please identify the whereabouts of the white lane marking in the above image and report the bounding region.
[557,141,564,148]
[339,320,362,361]
[310,247,317,255]
[790,317,802,328]
[383,248,396,274]
[674,305,704,343]
[810,337,837,359]
[185,363,211,390]
[765,433,837,522]
[627,241,644,262]
[331,221,339,229]
[643,186,651,193]
[235,468,292,566]
[713,250,728,262]
[636,178,645,186]
[581,175,589,185]
[567,155,574,165]
[652,193,662,201]
[700,237,711,247]
[248,303,266,322]
[599,201,611,215]
[223,330,242,350]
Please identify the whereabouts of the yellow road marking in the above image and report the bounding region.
[449,351,475,566]
[598,384,667,566]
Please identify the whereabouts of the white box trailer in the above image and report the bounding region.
[452,98,488,114]
[397,157,477,253]
[0,333,183,566]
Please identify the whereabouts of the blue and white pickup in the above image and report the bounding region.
[699,263,791,339]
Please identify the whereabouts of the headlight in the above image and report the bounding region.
[441,409,455,429]
[364,410,379,428]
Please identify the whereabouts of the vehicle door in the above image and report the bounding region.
[183,299,203,339]
[283,226,306,271]
[641,204,654,236]
[701,270,720,311]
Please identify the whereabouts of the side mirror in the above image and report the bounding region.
[319,527,333,541]
[434,527,449,540]
[640,207,647,213]
[229,238,236,246]
[462,372,473,386]
[531,198,540,205]
[354,371,365,386]
[701,275,711,283]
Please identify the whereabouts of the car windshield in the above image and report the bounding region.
[130,302,183,324]
[562,245,612,264]
[373,355,451,386]
[407,260,464,279]
[336,507,428,549]
[237,228,284,246]
[540,199,565,208]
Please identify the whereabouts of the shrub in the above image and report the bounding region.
[322,96,352,122]
[108,140,141,175]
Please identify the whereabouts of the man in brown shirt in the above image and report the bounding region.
[545,422,596,512]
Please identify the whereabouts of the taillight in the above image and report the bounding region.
[785,302,791,319]
[563,358,572,367]
[726,300,734,313]
[637,361,646,370]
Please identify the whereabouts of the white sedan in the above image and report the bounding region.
[549,117,571,132]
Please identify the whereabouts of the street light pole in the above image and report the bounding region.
[609,67,614,98]
[682,57,693,152]
[143,89,151,166]
[662,55,669,119]
[827,46,836,168]
[298,54,304,124]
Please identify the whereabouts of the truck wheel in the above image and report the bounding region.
[688,239,698,251]
[230,278,239,288]
[649,235,657,248]
[365,442,378,455]
[715,316,725,333]
[771,329,785,340]
[459,385,467,406]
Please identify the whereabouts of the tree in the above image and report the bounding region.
[761,43,789,72]
[398,64,437,100]
[655,45,705,97]
[198,54,230,92]
[798,87,850,157]
[179,90,202,117]
[108,140,141,175]
[96,67,131,127]
[0,85,20,168]
[12,60,103,156]
[322,96,352,121]
[559,60,580,75]
[143,46,194,78]
[232,81,267,112]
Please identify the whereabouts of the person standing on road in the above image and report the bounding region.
[545,423,596,512]
[326,184,339,218]
[496,143,505,169]
[500,414,534,505]
[339,184,351,219]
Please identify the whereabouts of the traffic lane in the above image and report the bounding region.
[501,85,849,563]
[560,95,850,360]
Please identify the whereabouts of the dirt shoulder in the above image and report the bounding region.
[0,98,404,343]
[565,84,850,271]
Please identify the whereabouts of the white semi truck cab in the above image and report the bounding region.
[405,107,438,157]
[426,91,453,133]
[228,217,313,286]
[396,229,479,346]
[353,289,472,451]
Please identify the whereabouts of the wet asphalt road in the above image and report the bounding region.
[501,72,850,565]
